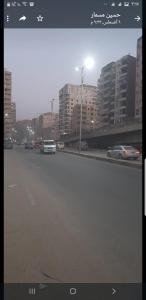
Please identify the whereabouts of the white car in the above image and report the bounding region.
[57,141,64,150]
[107,145,140,160]
[40,140,56,154]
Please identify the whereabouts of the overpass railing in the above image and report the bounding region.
[61,119,142,142]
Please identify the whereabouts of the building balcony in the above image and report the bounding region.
[102,109,109,115]
[119,73,127,78]
[103,100,110,105]
[110,107,116,113]
[118,85,127,91]
[117,97,126,102]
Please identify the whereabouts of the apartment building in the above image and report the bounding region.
[98,55,136,126]
[98,62,116,127]
[71,103,99,134]
[11,102,16,129]
[59,83,98,134]
[39,112,59,140]
[114,55,136,124]
[4,69,12,137]
[135,36,142,120]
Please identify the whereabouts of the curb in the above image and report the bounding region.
[59,150,142,169]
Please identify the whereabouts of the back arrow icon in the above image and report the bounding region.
[112,288,116,295]
[134,16,141,21]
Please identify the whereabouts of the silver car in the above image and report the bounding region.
[107,145,140,160]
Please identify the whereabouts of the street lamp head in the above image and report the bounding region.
[5,113,8,117]
[84,56,95,70]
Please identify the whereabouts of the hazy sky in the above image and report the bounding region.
[4,29,142,120]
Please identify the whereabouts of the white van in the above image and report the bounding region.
[40,140,56,154]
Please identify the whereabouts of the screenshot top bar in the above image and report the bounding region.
[4,0,142,28]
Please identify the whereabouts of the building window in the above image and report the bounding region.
[122,100,126,106]
[121,92,126,98]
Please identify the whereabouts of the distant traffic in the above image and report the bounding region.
[4,137,141,161]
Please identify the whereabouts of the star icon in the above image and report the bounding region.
[37,15,44,22]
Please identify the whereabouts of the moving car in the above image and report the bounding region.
[107,145,140,160]
[24,142,34,149]
[4,138,13,149]
[33,141,41,149]
[40,140,56,154]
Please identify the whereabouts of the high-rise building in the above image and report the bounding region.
[98,62,116,127]
[114,55,136,124]
[39,112,59,140]
[135,36,142,120]
[71,103,99,135]
[11,102,16,128]
[98,55,136,126]
[4,69,12,137]
[59,83,98,134]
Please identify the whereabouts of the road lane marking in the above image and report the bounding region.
[25,188,36,206]
[8,184,17,188]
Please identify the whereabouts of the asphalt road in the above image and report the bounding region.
[4,146,142,283]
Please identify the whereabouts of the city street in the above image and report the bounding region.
[4,146,142,283]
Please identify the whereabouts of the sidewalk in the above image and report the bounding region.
[59,148,142,169]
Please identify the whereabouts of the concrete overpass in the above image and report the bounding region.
[61,121,142,148]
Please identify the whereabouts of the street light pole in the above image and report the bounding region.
[79,66,84,153]
[75,56,95,153]
[36,113,41,139]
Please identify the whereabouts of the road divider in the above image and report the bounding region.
[58,149,142,169]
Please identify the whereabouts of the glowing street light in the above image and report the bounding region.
[84,56,95,70]
[75,56,95,153]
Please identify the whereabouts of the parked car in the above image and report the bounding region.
[24,142,34,149]
[135,145,142,153]
[40,140,56,154]
[4,138,13,149]
[56,141,64,150]
[107,145,140,160]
